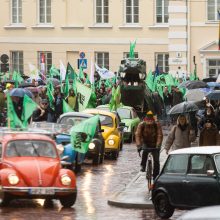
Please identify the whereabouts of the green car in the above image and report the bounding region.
[117,106,140,143]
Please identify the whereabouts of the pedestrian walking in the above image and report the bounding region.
[135,111,163,180]
[199,119,219,146]
[164,114,196,154]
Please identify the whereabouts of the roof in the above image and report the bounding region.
[2,133,54,142]
[83,108,117,118]
[58,112,94,120]
[170,146,220,155]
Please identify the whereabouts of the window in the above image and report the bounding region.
[39,0,51,24]
[10,51,24,74]
[155,53,169,73]
[164,155,188,174]
[156,0,168,23]
[95,52,109,69]
[123,52,139,59]
[99,115,113,127]
[38,52,52,75]
[207,59,220,78]
[96,0,109,23]
[188,155,214,174]
[12,0,22,23]
[125,0,139,23]
[207,0,220,21]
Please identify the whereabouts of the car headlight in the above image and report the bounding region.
[61,174,72,186]
[123,127,128,132]
[8,174,19,185]
[89,143,96,150]
[108,139,115,146]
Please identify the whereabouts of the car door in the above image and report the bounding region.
[160,154,189,206]
[185,154,220,207]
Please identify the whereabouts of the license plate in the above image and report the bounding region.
[29,188,55,195]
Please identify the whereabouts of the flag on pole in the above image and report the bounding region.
[90,58,95,84]
[129,40,136,58]
[62,99,74,113]
[70,115,99,153]
[22,94,38,127]
[76,81,92,111]
[28,63,40,80]
[6,94,24,129]
[60,60,66,81]
[95,63,115,79]
[49,65,60,78]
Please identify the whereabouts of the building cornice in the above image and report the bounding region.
[88,24,113,28]
[61,25,84,29]
[0,37,168,45]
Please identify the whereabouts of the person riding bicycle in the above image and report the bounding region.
[135,111,163,180]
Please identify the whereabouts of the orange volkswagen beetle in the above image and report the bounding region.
[0,133,77,207]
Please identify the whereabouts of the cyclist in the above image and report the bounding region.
[135,111,163,180]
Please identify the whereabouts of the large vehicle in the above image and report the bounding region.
[118,58,154,118]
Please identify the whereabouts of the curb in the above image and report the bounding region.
[107,172,154,209]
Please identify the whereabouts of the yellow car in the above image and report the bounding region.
[83,109,124,159]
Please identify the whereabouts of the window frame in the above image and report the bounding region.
[124,0,139,24]
[95,52,109,70]
[95,0,109,24]
[155,53,169,73]
[10,51,24,74]
[11,0,22,24]
[155,0,169,24]
[207,58,220,78]
[207,0,220,22]
[38,0,51,24]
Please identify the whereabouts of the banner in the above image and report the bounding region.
[95,63,115,79]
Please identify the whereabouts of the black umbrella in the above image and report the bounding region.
[10,88,33,98]
[179,80,207,90]
[202,77,217,83]
[206,91,220,100]
[168,101,199,115]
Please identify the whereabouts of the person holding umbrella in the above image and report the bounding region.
[165,114,196,154]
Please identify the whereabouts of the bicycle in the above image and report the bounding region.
[139,147,160,192]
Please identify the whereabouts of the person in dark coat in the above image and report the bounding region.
[172,86,183,106]
[199,119,219,146]
[32,99,49,122]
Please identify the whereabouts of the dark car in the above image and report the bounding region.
[57,112,105,165]
[152,146,220,219]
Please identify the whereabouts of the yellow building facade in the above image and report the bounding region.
[0,0,219,79]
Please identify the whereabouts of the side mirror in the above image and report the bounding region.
[207,170,215,176]
[119,122,125,127]
[99,129,104,132]
[61,155,69,161]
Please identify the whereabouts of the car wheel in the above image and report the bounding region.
[112,150,119,160]
[153,192,174,219]
[93,152,100,165]
[59,191,77,208]
[1,192,12,206]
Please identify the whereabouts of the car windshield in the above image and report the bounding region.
[59,116,87,127]
[214,155,220,173]
[117,108,131,119]
[99,115,113,127]
[6,140,57,158]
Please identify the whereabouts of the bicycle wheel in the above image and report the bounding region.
[146,159,153,191]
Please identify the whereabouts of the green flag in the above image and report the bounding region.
[87,90,97,108]
[46,84,55,110]
[146,70,154,91]
[63,99,73,113]
[129,40,136,58]
[70,115,99,153]
[66,63,77,94]
[22,94,38,127]
[12,71,24,88]
[109,86,121,111]
[78,67,85,82]
[76,82,92,111]
[49,65,60,78]
[7,94,24,129]
[64,75,70,98]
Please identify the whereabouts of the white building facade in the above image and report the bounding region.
[0,0,219,79]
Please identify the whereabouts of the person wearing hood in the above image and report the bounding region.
[199,119,219,146]
[165,114,196,154]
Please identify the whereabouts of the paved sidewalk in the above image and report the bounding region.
[108,126,199,209]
